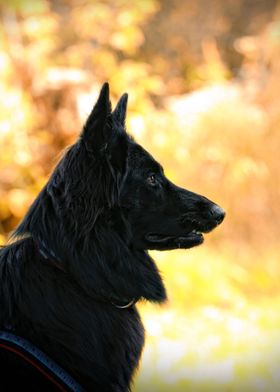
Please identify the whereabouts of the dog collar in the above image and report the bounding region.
[111,297,137,309]
[35,239,138,309]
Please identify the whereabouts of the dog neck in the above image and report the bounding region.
[35,238,138,309]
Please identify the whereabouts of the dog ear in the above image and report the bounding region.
[112,93,128,127]
[81,82,112,151]
[106,93,129,173]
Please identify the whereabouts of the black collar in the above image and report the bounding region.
[35,239,138,309]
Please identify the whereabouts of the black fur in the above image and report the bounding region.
[0,83,225,391]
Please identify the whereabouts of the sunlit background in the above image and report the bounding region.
[0,0,280,390]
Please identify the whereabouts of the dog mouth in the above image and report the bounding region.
[145,229,205,250]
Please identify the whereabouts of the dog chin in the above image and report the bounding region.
[144,231,204,251]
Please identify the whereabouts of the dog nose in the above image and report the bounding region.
[210,204,225,224]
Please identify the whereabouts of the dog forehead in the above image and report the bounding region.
[128,142,160,171]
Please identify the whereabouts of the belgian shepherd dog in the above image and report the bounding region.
[0,83,224,391]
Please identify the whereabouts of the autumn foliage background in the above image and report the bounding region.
[1,0,280,391]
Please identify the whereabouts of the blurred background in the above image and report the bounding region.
[0,0,280,390]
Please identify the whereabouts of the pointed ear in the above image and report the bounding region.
[112,93,128,127]
[82,82,112,151]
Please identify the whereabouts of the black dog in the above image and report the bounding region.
[0,83,224,391]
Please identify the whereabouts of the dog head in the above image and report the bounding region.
[76,83,225,251]
[15,83,224,303]
[80,83,225,251]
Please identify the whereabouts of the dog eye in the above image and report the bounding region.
[147,174,157,186]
